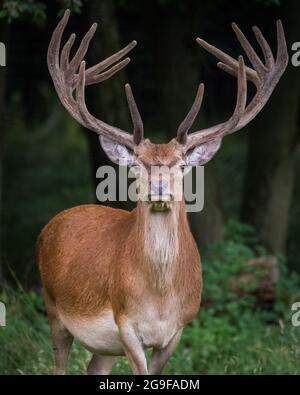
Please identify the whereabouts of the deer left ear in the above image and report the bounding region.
[99,136,137,166]
[185,138,222,166]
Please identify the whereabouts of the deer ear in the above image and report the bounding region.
[99,136,137,166]
[185,138,222,166]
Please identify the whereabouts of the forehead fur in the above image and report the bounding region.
[134,139,183,166]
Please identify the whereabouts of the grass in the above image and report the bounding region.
[1,222,300,375]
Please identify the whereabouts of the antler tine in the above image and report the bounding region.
[125,84,144,145]
[276,20,289,67]
[234,56,247,116]
[80,57,131,87]
[47,9,141,149]
[77,61,87,107]
[85,40,137,79]
[231,22,266,76]
[60,32,76,72]
[182,21,288,152]
[252,26,274,70]
[68,22,98,77]
[176,83,204,144]
[47,9,71,86]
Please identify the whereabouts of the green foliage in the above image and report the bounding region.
[1,224,300,374]
[0,0,83,24]
[0,0,46,24]
[57,0,84,17]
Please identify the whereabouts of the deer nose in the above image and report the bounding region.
[151,179,168,196]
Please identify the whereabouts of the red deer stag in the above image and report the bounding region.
[37,10,288,374]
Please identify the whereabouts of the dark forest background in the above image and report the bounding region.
[1,0,300,285]
[1,0,300,375]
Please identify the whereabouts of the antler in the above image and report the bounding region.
[47,9,144,149]
[177,21,289,152]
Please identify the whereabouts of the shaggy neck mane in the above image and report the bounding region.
[136,201,188,289]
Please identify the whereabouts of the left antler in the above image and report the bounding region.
[177,21,289,152]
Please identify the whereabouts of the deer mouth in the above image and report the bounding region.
[148,194,173,212]
[150,201,170,212]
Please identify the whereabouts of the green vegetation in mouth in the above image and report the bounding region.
[150,201,170,212]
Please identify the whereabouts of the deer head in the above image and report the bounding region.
[48,10,288,212]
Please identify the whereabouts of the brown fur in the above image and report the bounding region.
[37,201,202,322]
[37,139,202,374]
[134,139,183,167]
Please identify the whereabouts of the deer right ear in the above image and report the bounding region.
[99,136,137,166]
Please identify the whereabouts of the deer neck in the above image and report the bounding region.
[135,200,189,290]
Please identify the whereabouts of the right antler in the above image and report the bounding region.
[47,9,143,149]
[177,21,289,151]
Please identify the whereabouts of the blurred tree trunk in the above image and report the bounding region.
[0,17,8,283]
[149,2,223,246]
[85,0,131,209]
[241,0,300,252]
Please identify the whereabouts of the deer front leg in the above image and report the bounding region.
[119,320,148,375]
[87,355,116,375]
[149,330,182,375]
